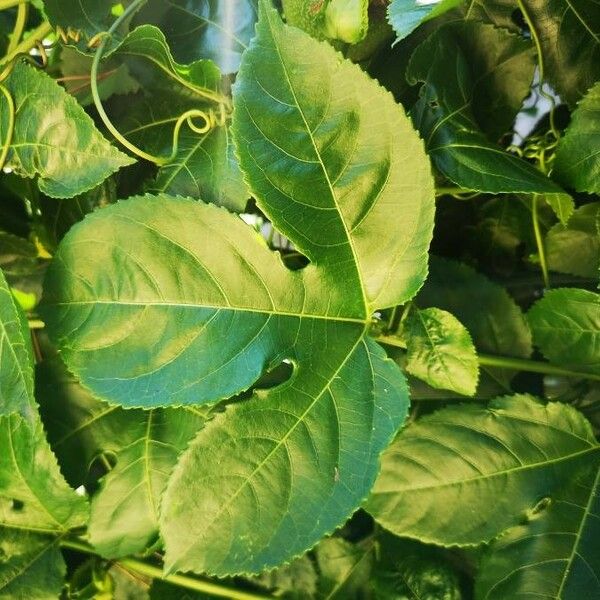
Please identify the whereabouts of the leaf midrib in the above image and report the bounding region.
[378,446,599,494]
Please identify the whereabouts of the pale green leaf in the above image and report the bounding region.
[388,0,461,42]
[527,288,600,376]
[547,202,600,278]
[0,62,133,198]
[544,192,575,226]
[402,307,479,397]
[408,22,564,193]
[476,462,600,599]
[365,395,598,546]
[553,81,600,193]
[520,0,600,106]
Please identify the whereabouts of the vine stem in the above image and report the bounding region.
[0,20,52,66]
[7,1,27,54]
[374,335,600,382]
[59,539,272,600]
[532,194,550,288]
[0,0,27,9]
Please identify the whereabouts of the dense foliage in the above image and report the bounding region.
[0,0,599,598]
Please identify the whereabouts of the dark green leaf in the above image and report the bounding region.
[366,395,599,546]
[0,62,133,198]
[476,462,600,599]
[553,81,600,193]
[402,306,479,396]
[527,288,600,375]
[521,0,600,106]
[547,201,600,279]
[462,0,521,32]
[408,22,563,192]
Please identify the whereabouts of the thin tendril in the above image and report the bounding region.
[0,84,16,171]
[91,0,229,166]
[7,1,27,55]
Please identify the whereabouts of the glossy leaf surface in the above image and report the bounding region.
[388,0,460,42]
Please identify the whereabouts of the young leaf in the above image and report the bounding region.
[547,202,600,279]
[88,408,206,558]
[0,268,34,420]
[520,0,600,107]
[553,81,600,194]
[476,462,600,599]
[0,62,134,198]
[365,395,599,546]
[407,22,563,193]
[387,0,461,43]
[402,307,479,397]
[133,0,258,73]
[42,0,435,574]
[527,288,600,376]
[544,192,575,226]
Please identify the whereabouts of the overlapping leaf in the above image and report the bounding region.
[0,62,133,198]
[41,0,434,575]
[407,22,563,193]
[387,0,460,42]
[365,395,599,546]
[553,81,600,193]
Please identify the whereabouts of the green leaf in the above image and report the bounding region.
[0,232,38,282]
[133,0,258,73]
[0,531,66,600]
[252,554,318,599]
[402,307,479,397]
[521,0,600,107]
[407,22,563,193]
[0,62,133,198]
[547,202,600,278]
[0,268,34,420]
[387,0,461,42]
[553,81,600,193]
[544,192,575,226]
[365,395,599,546]
[316,537,374,599]
[476,462,600,599]
[42,0,435,574]
[88,408,206,558]
[417,257,532,389]
[527,288,600,376]
[462,0,521,32]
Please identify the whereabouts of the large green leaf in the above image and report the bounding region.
[527,288,600,376]
[88,408,206,558]
[365,395,599,546]
[0,268,34,420]
[42,0,434,575]
[553,81,600,193]
[133,0,258,73]
[476,462,600,599]
[521,0,600,107]
[402,306,479,396]
[0,62,133,198]
[547,202,600,278]
[407,22,563,193]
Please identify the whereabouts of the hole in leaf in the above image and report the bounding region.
[11,499,24,512]
[429,99,440,109]
[253,359,295,392]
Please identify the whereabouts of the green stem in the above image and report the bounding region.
[0,0,27,9]
[374,334,600,382]
[7,1,27,54]
[60,539,272,600]
[532,194,550,288]
[1,20,52,66]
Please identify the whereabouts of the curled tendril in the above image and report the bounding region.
[90,0,231,166]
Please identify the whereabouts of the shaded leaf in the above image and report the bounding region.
[462,0,521,32]
[553,81,600,193]
[547,201,600,279]
[366,395,599,546]
[527,288,600,375]
[408,22,562,192]
[402,307,479,396]
[0,62,133,198]
[252,554,318,599]
[476,462,600,599]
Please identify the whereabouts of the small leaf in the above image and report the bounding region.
[547,202,600,278]
[365,395,599,546]
[0,62,133,198]
[520,0,600,106]
[527,288,600,376]
[544,192,575,226]
[387,0,461,42]
[407,22,563,193]
[476,462,600,599]
[0,268,34,420]
[553,81,600,193]
[323,0,369,44]
[402,307,479,396]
